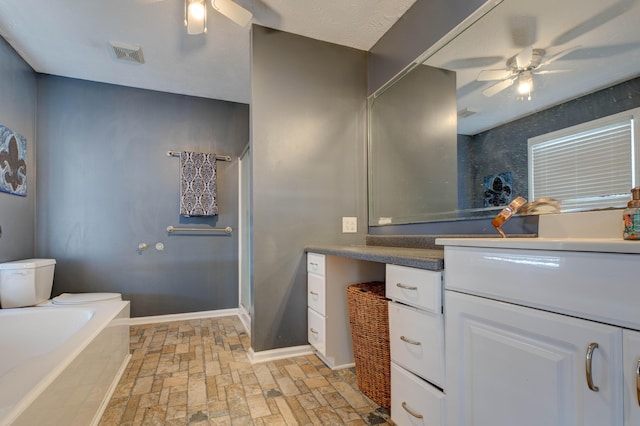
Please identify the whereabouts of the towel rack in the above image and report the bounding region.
[166,225,232,234]
[167,150,232,162]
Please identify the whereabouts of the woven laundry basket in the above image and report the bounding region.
[347,281,390,408]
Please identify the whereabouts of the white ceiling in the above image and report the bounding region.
[421,0,640,135]
[0,0,418,104]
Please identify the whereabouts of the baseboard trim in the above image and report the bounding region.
[129,308,239,325]
[238,308,251,337]
[247,345,315,364]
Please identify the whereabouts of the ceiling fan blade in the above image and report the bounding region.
[211,0,252,27]
[482,78,515,97]
[515,46,533,69]
[550,0,633,46]
[538,46,581,67]
[534,69,572,75]
[477,69,512,81]
[442,56,504,70]
[509,16,538,48]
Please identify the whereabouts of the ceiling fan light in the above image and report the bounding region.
[211,0,253,27]
[185,0,207,35]
[517,72,533,99]
[517,80,531,95]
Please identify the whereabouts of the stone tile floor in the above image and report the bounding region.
[99,316,391,425]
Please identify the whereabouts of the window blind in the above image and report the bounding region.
[528,114,636,212]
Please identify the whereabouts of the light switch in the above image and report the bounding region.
[342,217,357,233]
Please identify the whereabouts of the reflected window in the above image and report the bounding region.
[528,107,640,211]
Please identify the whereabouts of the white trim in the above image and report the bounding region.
[128,308,239,325]
[92,354,131,426]
[238,305,251,337]
[247,345,315,364]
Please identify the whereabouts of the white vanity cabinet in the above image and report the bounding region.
[386,264,445,426]
[306,252,384,369]
[440,242,640,426]
[447,291,623,426]
[623,330,640,426]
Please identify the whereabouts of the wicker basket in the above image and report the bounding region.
[347,281,390,408]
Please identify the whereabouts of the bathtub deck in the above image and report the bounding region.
[100,316,391,425]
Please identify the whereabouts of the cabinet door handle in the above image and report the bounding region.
[309,291,319,296]
[401,401,424,419]
[310,328,319,334]
[396,283,417,290]
[585,342,600,392]
[400,335,422,346]
[636,358,640,405]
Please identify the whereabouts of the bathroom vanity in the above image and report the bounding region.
[438,212,640,426]
[306,240,446,425]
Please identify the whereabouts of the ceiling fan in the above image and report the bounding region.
[185,0,253,34]
[140,0,252,33]
[477,45,574,99]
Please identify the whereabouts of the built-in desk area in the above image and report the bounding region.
[305,236,448,425]
[304,244,444,271]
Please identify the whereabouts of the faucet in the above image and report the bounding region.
[492,197,560,238]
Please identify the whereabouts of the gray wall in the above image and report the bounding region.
[36,75,249,317]
[251,26,368,351]
[370,65,457,223]
[368,0,488,94]
[0,37,37,262]
[461,76,640,209]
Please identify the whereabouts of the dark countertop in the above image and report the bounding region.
[305,244,444,271]
[306,234,537,271]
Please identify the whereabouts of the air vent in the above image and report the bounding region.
[109,41,145,64]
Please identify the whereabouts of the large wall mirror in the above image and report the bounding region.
[369,0,640,226]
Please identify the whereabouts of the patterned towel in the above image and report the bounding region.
[180,151,218,216]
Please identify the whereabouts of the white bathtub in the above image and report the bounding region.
[0,300,130,426]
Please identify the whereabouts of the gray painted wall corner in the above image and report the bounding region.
[251,25,368,352]
[0,36,37,262]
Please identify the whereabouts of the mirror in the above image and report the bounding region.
[369,0,640,226]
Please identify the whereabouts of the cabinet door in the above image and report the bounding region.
[389,301,444,387]
[307,308,326,356]
[624,329,640,426]
[446,291,623,426]
[391,362,445,426]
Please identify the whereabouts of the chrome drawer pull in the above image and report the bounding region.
[400,336,421,346]
[401,401,424,419]
[396,283,417,291]
[309,291,319,296]
[636,358,640,405]
[585,342,599,392]
[310,328,319,334]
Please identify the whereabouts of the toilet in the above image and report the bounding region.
[0,258,121,308]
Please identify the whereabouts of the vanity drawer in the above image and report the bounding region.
[389,301,445,387]
[307,273,325,315]
[391,362,444,426]
[307,253,325,276]
[307,308,326,355]
[386,264,442,313]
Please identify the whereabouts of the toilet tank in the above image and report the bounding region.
[0,259,56,308]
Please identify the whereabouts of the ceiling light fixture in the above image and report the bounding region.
[517,71,534,100]
[211,0,253,27]
[185,0,207,35]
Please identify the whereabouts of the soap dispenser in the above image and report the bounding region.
[623,187,640,240]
